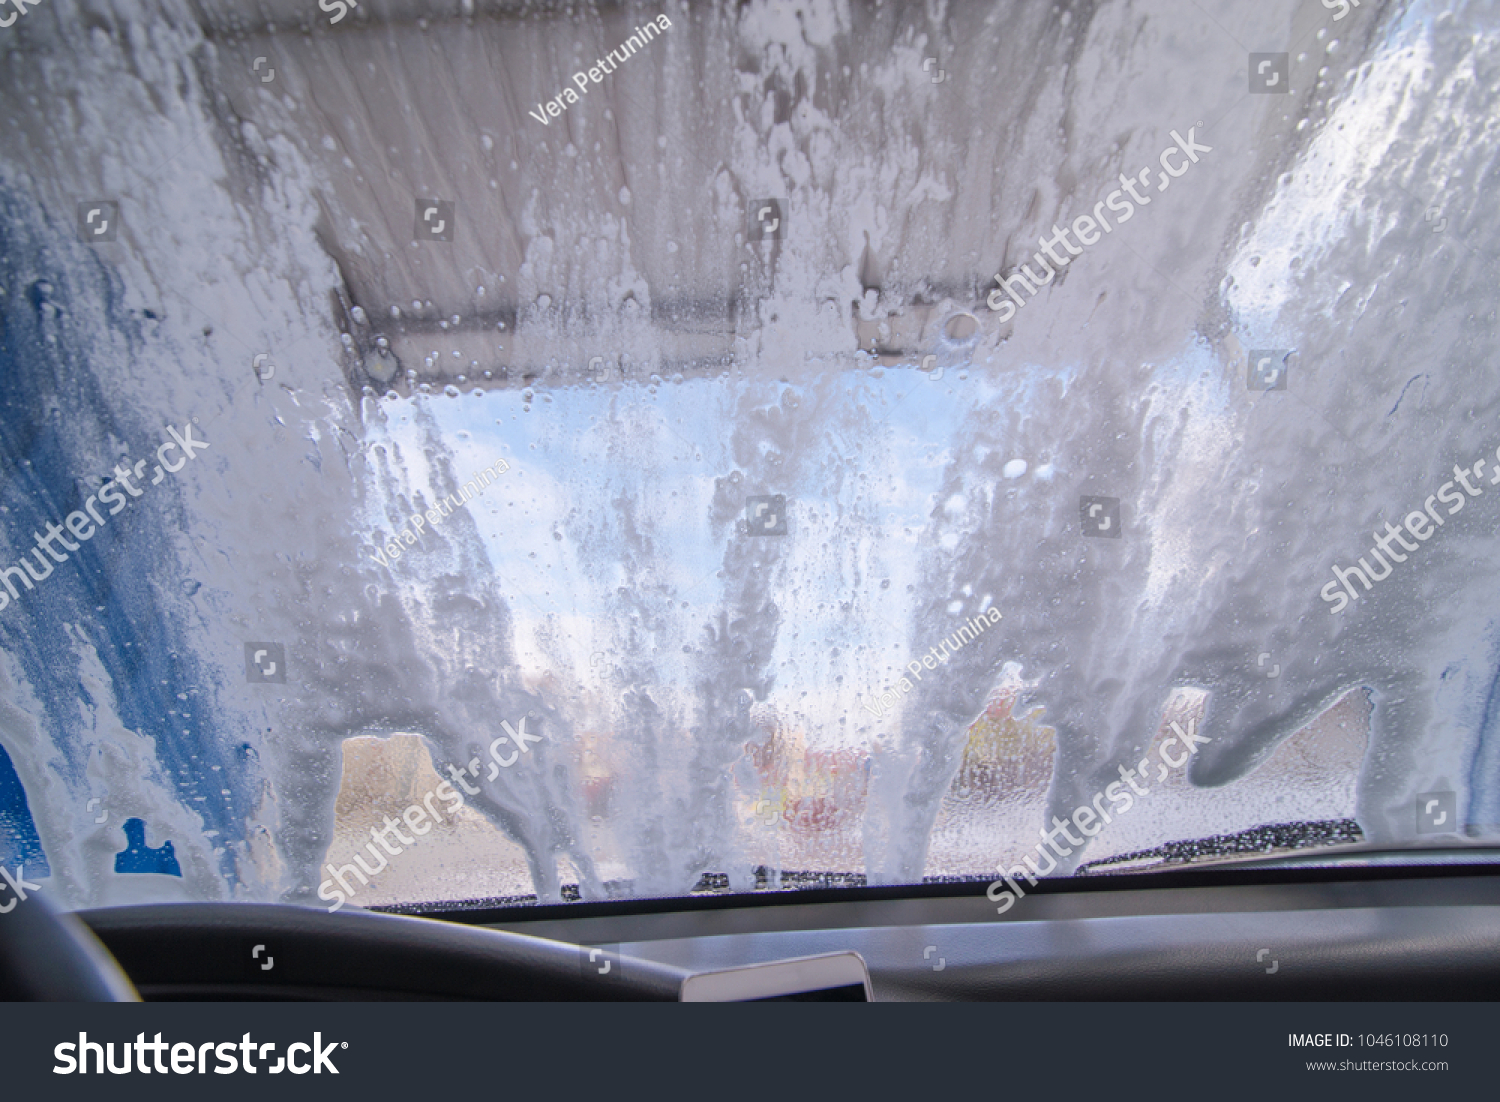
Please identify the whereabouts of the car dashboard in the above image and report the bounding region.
[75,865,1500,1001]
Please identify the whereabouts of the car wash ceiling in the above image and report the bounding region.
[189,0,1042,393]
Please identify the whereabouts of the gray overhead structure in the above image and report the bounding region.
[2,0,1363,399]
[177,0,1159,393]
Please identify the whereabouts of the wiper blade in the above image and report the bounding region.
[1079,818,1363,875]
[1081,820,1500,875]
[1169,840,1500,872]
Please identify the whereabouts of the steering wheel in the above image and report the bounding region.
[0,885,139,1000]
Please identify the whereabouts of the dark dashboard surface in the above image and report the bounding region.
[78,867,1500,1000]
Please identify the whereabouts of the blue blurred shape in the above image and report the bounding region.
[114,817,182,876]
[0,742,48,876]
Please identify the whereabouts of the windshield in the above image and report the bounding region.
[1,0,1496,915]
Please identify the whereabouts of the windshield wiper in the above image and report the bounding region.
[1079,819,1500,875]
[1078,818,1363,874]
